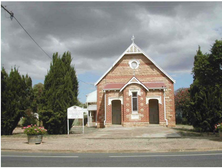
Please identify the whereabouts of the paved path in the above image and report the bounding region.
[1,125,222,153]
[81,125,181,139]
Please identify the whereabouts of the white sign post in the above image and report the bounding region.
[67,106,87,135]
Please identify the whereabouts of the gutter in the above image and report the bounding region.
[163,89,168,127]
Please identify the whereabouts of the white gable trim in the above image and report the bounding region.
[108,97,123,105]
[146,96,162,104]
[95,42,175,86]
[120,76,149,92]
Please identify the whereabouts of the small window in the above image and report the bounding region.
[131,61,138,69]
[132,92,138,112]
[132,92,137,97]
[129,59,140,69]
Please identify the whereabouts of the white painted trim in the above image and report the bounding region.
[129,89,141,96]
[146,96,162,104]
[129,59,140,69]
[131,114,139,119]
[120,76,149,92]
[131,90,139,114]
[95,42,175,86]
[126,42,141,53]
[108,97,123,105]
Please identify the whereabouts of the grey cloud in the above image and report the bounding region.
[10,2,141,39]
[1,1,222,81]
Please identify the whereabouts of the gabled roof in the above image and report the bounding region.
[95,42,175,86]
[120,76,149,92]
[103,77,166,91]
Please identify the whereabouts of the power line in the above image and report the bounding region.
[1,4,52,59]
[2,5,94,86]
[78,79,95,86]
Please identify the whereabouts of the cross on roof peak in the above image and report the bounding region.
[131,35,135,43]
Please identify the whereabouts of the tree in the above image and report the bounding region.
[40,52,78,134]
[32,83,44,113]
[1,67,33,135]
[175,88,190,124]
[189,40,222,132]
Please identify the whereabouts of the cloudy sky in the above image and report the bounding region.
[1,1,222,103]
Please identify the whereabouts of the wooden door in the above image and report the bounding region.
[149,99,159,124]
[112,100,121,124]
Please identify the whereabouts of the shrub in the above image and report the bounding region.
[175,88,190,125]
[22,116,37,127]
[22,109,37,126]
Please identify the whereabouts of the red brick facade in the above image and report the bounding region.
[96,43,176,128]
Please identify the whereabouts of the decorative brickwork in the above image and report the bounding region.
[96,43,176,128]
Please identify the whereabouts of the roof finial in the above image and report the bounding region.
[131,35,135,43]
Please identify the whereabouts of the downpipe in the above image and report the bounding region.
[104,91,106,127]
[164,89,168,127]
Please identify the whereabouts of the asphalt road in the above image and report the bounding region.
[1,151,222,167]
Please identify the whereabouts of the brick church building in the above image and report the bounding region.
[86,38,176,128]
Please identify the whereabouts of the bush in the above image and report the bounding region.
[22,116,37,126]
[175,88,190,125]
[22,109,37,126]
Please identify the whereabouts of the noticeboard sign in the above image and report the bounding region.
[67,106,88,135]
[68,110,83,119]
[67,106,87,119]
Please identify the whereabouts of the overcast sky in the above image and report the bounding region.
[1,1,222,103]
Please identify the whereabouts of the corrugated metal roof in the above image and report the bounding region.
[104,83,125,90]
[143,82,166,88]
[104,82,166,91]
[86,90,97,103]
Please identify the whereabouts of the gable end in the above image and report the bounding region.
[95,42,175,86]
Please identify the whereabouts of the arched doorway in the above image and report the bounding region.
[112,100,121,124]
[149,99,159,124]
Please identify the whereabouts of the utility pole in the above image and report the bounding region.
[1,5,14,20]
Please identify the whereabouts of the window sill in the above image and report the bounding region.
[132,111,138,114]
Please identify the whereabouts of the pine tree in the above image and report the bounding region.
[1,67,33,135]
[189,40,222,132]
[40,52,78,134]
[32,83,44,113]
